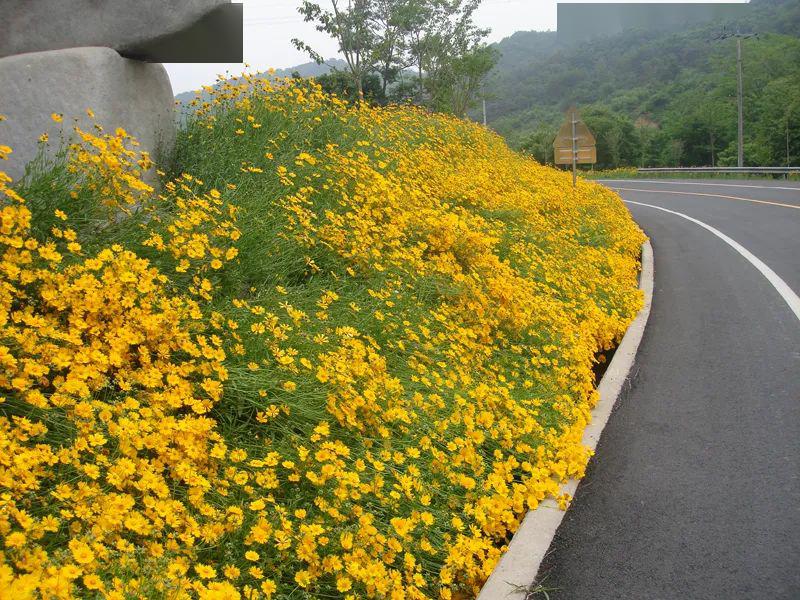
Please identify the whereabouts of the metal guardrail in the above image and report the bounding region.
[638,167,800,175]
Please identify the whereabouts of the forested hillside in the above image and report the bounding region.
[486,0,800,168]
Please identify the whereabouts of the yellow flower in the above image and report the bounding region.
[248,566,264,580]
[336,576,352,592]
[261,579,277,597]
[340,531,353,550]
[294,570,312,588]
[195,564,217,579]
[223,565,240,580]
[68,539,95,564]
[0,71,645,600]
[5,531,26,548]
[248,499,266,511]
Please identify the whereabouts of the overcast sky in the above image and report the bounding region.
[164,0,748,94]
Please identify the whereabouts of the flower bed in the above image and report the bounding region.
[0,75,644,599]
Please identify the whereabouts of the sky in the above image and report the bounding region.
[164,0,748,94]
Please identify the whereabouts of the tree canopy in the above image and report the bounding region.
[293,0,496,115]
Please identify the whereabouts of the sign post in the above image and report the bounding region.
[554,107,597,187]
[571,109,578,187]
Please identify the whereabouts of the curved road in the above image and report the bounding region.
[533,179,800,599]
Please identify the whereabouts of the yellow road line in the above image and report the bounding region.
[608,186,800,211]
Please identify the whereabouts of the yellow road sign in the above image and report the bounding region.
[553,108,597,165]
[555,147,597,164]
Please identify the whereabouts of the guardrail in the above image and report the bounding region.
[638,167,800,175]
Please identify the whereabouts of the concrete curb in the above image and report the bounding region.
[477,240,654,600]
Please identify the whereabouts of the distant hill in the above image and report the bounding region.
[556,2,747,46]
[484,0,800,167]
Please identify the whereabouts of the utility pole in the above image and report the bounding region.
[483,98,487,127]
[736,37,744,168]
[714,28,757,168]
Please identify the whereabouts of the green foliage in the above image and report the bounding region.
[487,0,800,168]
[316,70,387,104]
[293,0,496,114]
[580,107,639,169]
[428,45,498,116]
[519,124,558,165]
[294,0,379,101]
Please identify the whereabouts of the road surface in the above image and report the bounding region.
[533,179,800,599]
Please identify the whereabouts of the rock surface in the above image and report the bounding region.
[0,47,175,183]
[1,1,232,61]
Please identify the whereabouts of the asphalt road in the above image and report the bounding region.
[534,179,800,599]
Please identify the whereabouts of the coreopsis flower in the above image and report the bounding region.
[0,73,644,599]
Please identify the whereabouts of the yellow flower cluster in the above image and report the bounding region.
[581,166,639,180]
[68,124,154,214]
[143,173,241,301]
[1,74,645,599]
[0,161,241,598]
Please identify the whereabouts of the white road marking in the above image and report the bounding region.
[601,179,800,192]
[626,200,800,323]
[609,186,800,210]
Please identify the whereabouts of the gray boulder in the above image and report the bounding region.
[0,47,175,183]
[1,1,241,62]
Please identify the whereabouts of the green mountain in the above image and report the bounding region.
[485,0,800,168]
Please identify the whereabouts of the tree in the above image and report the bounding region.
[581,107,640,169]
[664,139,684,167]
[520,123,559,165]
[294,1,377,102]
[316,70,387,104]
[784,102,800,166]
[371,0,413,97]
[634,116,659,167]
[401,0,437,101]
[401,0,490,108]
[431,45,497,116]
[753,76,800,166]
[294,0,492,113]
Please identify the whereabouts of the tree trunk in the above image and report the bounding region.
[417,61,424,103]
